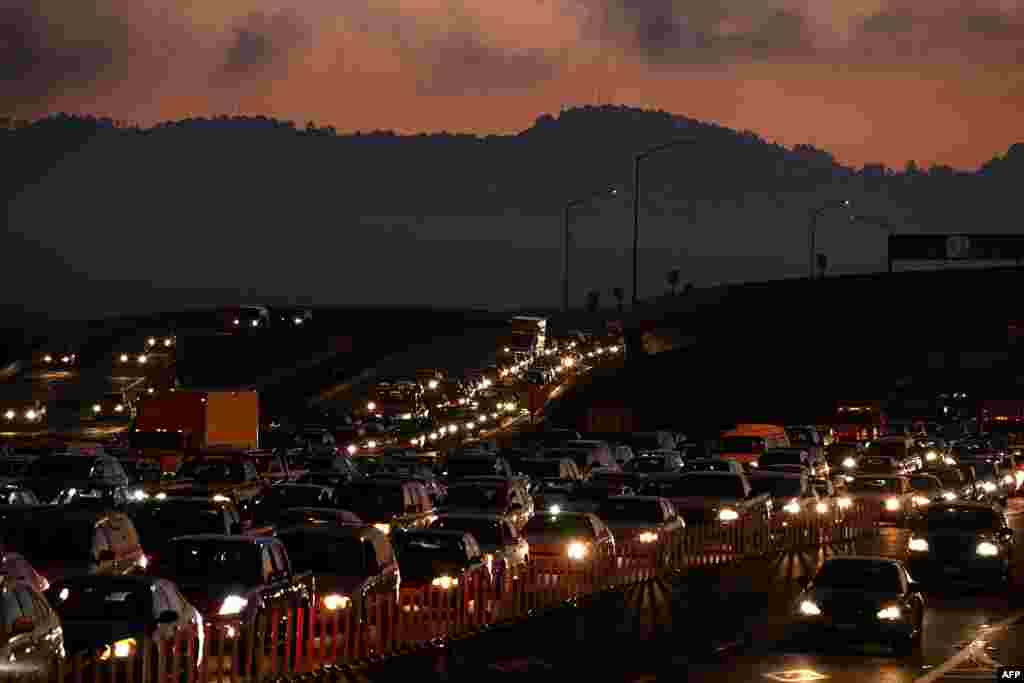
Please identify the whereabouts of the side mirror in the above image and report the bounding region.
[796,576,810,590]
[97,549,116,563]
[156,610,178,624]
[10,617,33,635]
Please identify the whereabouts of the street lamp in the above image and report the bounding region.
[563,187,618,312]
[808,199,852,278]
[633,138,697,306]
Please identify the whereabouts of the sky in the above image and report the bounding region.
[4,0,1024,170]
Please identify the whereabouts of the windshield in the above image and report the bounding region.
[131,507,225,541]
[445,486,508,510]
[262,487,329,508]
[50,584,152,622]
[598,500,663,523]
[656,476,746,499]
[914,507,1001,531]
[719,437,764,453]
[12,521,97,562]
[277,532,366,575]
[335,486,404,518]
[431,519,503,546]
[848,478,901,494]
[394,535,468,567]
[166,541,261,584]
[524,515,594,538]
[178,461,246,482]
[908,476,941,492]
[814,561,901,591]
[758,453,803,468]
[625,458,668,473]
[515,461,562,478]
[28,458,94,479]
[750,477,805,498]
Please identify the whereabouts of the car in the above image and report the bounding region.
[905,473,946,507]
[596,496,683,555]
[521,511,615,569]
[749,471,825,522]
[124,496,249,567]
[905,501,1015,587]
[919,466,974,502]
[792,556,925,655]
[683,459,745,474]
[429,513,530,584]
[842,475,917,525]
[47,575,202,674]
[333,479,436,536]
[441,480,533,529]
[0,574,65,676]
[759,449,828,478]
[252,484,336,526]
[391,529,492,601]
[567,481,635,514]
[275,524,399,623]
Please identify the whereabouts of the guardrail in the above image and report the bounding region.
[22,502,881,683]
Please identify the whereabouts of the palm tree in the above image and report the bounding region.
[585,289,601,313]
[612,287,625,312]
[666,268,681,295]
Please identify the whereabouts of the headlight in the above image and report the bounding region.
[373,523,391,535]
[367,402,376,411]
[912,495,931,506]
[718,509,739,522]
[638,531,658,544]
[548,505,561,514]
[982,481,997,493]
[976,541,1000,557]
[815,502,828,514]
[798,600,821,616]
[567,541,589,560]
[99,638,138,660]
[783,500,801,514]
[346,444,357,455]
[212,494,230,503]
[432,576,459,589]
[842,457,857,469]
[908,537,929,552]
[942,492,957,501]
[885,498,901,511]
[218,595,248,616]
[925,451,937,461]
[877,606,902,621]
[129,489,148,501]
[323,594,351,610]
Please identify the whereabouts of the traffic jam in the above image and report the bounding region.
[0,312,1021,680]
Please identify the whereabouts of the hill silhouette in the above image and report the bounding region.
[1,106,1020,318]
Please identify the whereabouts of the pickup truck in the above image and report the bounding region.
[156,534,315,648]
[642,471,773,526]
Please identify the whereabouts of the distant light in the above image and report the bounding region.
[61,355,70,363]
[115,404,124,413]
[251,320,259,328]
[138,355,148,364]
[3,410,14,421]
[147,337,156,346]
[164,338,173,347]
[147,387,155,394]
[92,404,101,414]
[294,317,303,325]
[233,319,240,326]
[119,354,129,363]
[43,355,52,363]
[24,409,37,421]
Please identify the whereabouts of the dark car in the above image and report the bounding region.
[124,497,246,568]
[276,525,398,623]
[47,575,202,673]
[22,455,130,504]
[392,529,491,595]
[253,484,336,525]
[0,574,65,676]
[792,556,925,655]
[906,502,1015,586]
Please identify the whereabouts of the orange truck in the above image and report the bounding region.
[130,390,260,472]
[716,424,791,467]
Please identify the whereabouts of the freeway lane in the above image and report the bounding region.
[638,499,1024,683]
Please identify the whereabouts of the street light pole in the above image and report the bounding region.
[563,187,618,312]
[632,138,697,308]
[808,199,851,279]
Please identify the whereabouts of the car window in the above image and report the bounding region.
[0,592,22,627]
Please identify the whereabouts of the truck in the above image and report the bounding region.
[130,389,260,471]
[643,470,773,527]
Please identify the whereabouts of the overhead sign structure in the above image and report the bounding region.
[889,234,1024,272]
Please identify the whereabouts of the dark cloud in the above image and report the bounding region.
[574,0,815,65]
[415,30,561,95]
[0,3,127,113]
[214,10,311,84]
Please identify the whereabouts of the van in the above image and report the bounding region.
[717,424,790,466]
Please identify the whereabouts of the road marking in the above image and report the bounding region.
[914,609,1024,683]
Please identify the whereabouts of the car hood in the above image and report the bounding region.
[61,620,150,657]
